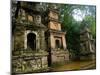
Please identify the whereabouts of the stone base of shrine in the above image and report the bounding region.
[12,50,49,74]
[51,49,69,64]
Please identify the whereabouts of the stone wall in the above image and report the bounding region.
[12,54,48,73]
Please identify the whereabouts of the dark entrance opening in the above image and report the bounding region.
[48,49,52,67]
[55,40,60,48]
[27,33,36,50]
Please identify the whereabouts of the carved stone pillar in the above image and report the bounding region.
[37,33,40,50]
[40,30,46,50]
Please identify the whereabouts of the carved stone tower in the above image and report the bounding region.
[80,26,96,60]
[12,2,48,73]
[44,6,69,65]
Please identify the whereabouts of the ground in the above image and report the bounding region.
[50,60,96,72]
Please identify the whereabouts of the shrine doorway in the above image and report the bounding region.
[27,33,36,50]
[55,39,60,48]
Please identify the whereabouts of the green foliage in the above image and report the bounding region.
[58,4,96,59]
[83,16,96,38]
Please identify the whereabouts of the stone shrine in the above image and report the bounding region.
[44,6,69,66]
[80,26,95,60]
[12,1,69,73]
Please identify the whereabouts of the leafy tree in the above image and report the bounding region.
[58,4,96,60]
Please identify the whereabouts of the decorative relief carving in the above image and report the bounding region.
[35,15,41,24]
[28,15,33,22]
